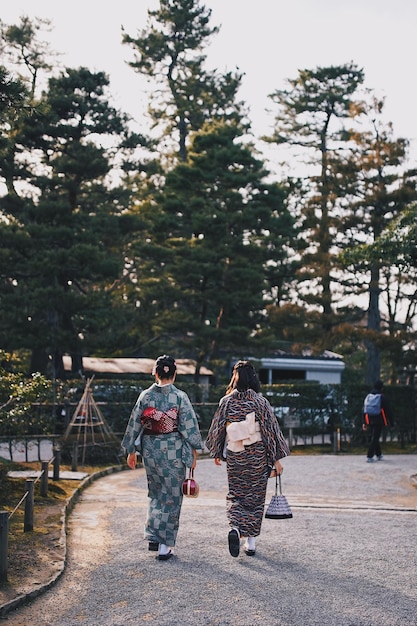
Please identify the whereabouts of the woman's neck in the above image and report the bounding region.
[156,377,175,386]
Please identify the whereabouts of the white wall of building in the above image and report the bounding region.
[260,357,345,385]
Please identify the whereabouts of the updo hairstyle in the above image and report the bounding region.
[153,354,177,380]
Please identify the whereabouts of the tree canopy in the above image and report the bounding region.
[1,6,417,386]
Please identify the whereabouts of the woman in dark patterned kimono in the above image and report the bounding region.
[122,355,203,561]
[206,360,290,557]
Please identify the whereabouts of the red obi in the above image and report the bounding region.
[140,406,178,434]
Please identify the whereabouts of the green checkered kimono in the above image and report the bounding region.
[122,383,203,547]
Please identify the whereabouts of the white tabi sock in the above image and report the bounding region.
[246,537,256,550]
[159,543,170,556]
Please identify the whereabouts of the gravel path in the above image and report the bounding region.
[4,454,417,626]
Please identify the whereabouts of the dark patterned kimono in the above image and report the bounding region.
[122,383,203,547]
[206,389,290,537]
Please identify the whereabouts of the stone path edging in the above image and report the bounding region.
[0,465,127,618]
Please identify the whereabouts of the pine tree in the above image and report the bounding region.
[127,121,295,374]
[0,66,136,375]
[265,63,366,336]
[122,0,244,161]
[340,98,417,382]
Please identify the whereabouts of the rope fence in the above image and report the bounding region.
[0,448,61,583]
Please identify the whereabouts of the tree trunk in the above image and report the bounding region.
[53,351,66,380]
[70,352,83,378]
[366,262,381,384]
[29,348,49,375]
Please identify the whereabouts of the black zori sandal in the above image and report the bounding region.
[228,528,240,557]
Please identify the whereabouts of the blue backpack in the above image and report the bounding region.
[364,393,382,416]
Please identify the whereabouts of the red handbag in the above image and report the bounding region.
[182,468,199,498]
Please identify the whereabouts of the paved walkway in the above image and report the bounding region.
[3,454,417,626]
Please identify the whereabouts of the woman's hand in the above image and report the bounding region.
[214,457,222,466]
[127,452,137,470]
[270,460,283,477]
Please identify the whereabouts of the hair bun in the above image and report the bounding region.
[153,355,177,379]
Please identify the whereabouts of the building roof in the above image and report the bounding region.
[62,356,213,377]
[258,350,344,361]
[259,356,345,372]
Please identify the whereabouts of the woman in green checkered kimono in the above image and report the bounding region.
[122,355,203,561]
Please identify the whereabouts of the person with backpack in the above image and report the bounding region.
[362,379,394,463]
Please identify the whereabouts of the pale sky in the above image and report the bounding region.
[2,0,417,170]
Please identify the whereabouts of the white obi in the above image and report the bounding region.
[226,412,262,452]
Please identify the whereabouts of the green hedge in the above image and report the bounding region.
[1,378,415,444]
[262,382,416,443]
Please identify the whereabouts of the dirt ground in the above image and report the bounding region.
[0,497,66,609]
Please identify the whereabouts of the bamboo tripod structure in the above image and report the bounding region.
[62,377,119,464]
